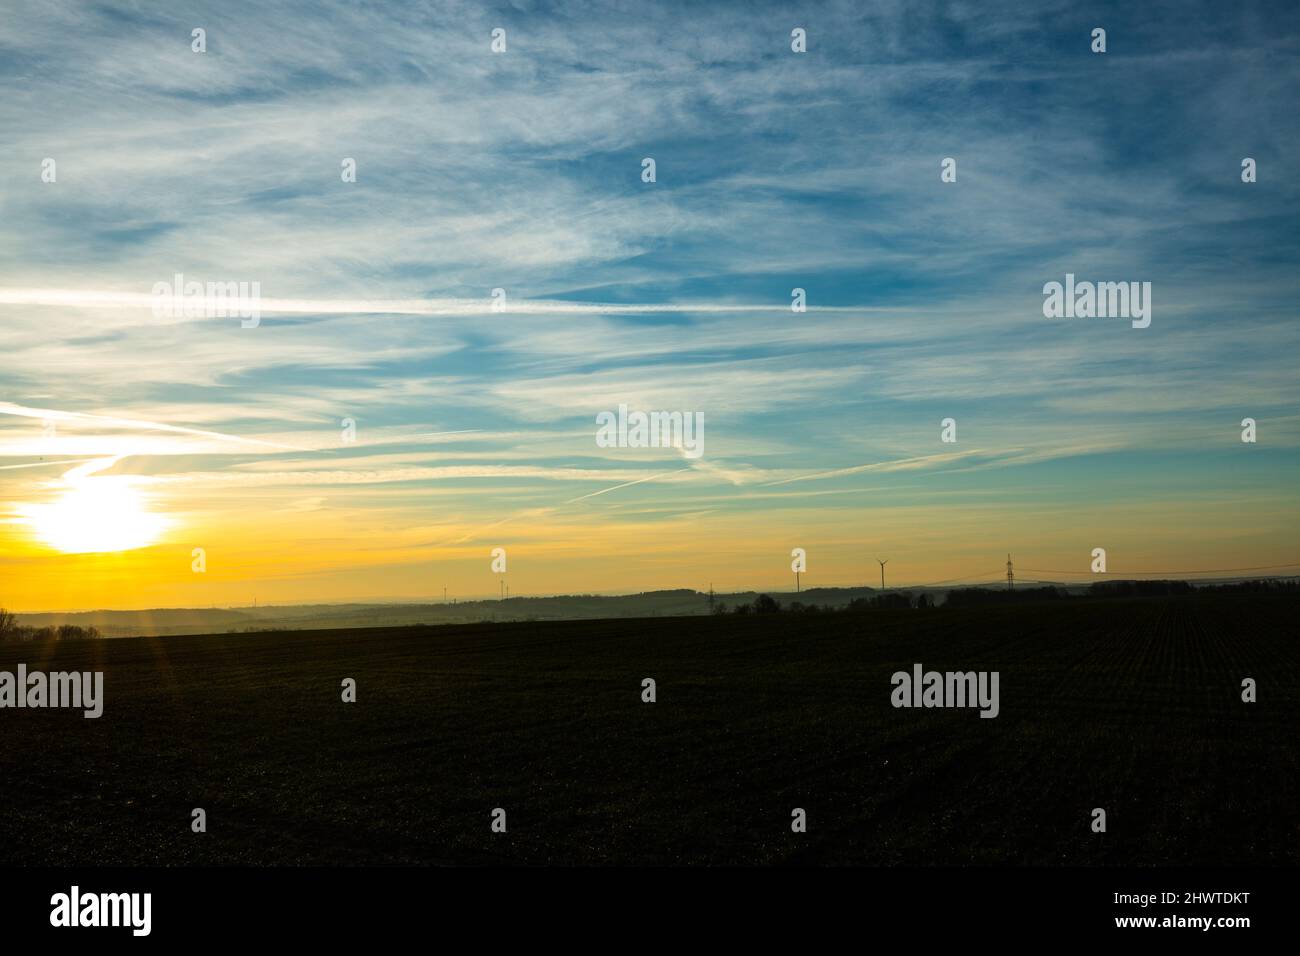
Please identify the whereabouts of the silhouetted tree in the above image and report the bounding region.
[1089,580,1193,597]
[944,586,1063,607]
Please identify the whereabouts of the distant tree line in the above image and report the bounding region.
[943,586,1064,607]
[714,592,937,615]
[1086,580,1193,597]
[0,609,102,642]
[1193,579,1298,594]
[707,578,1298,618]
[850,592,933,610]
[1088,578,1299,596]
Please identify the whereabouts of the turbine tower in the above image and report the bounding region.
[1006,553,1014,591]
[877,558,888,590]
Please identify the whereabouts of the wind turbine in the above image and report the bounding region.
[877,559,889,590]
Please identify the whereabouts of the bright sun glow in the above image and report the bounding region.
[19,458,169,554]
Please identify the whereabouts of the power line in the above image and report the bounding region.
[897,570,1006,588]
[1018,562,1300,576]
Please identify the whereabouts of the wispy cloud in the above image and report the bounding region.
[1,0,1297,606]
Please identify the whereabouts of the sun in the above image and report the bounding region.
[19,459,169,554]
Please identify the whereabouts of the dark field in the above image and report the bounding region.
[1,595,1296,866]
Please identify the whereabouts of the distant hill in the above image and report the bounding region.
[13,587,883,638]
[15,577,1293,638]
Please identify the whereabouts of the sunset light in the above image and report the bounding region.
[16,459,168,554]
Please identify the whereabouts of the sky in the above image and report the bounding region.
[1,0,1298,611]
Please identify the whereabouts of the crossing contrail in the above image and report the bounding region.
[0,402,303,451]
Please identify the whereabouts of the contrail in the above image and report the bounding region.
[761,450,985,486]
[0,288,873,316]
[0,402,303,451]
[0,458,99,471]
[433,468,688,547]
[565,468,690,503]
[440,507,557,546]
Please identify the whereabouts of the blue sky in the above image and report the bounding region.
[0,0,1298,608]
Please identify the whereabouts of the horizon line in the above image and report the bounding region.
[10,571,1300,617]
